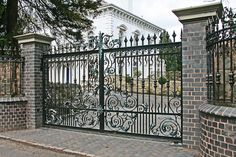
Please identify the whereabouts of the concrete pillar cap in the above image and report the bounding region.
[14,33,55,45]
[172,2,223,23]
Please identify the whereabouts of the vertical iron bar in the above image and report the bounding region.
[207,50,212,101]
[87,54,90,92]
[54,57,57,108]
[160,48,163,113]
[19,58,22,95]
[214,20,218,102]
[222,24,226,101]
[69,55,72,126]
[42,57,46,125]
[130,46,133,133]
[58,58,61,106]
[141,36,145,134]
[180,42,183,143]
[83,55,86,92]
[211,21,216,102]
[114,52,117,93]
[147,35,151,134]
[125,47,127,110]
[13,59,17,95]
[4,60,6,95]
[78,56,81,97]
[74,55,77,127]
[153,35,157,127]
[167,80,170,113]
[174,60,176,96]
[229,26,234,103]
[49,57,52,107]
[99,32,105,131]
[9,59,12,96]
[119,52,122,95]
[62,57,65,106]
[212,46,215,102]
[136,47,139,134]
[216,27,220,101]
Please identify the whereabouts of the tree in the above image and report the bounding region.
[159,31,181,75]
[0,0,101,41]
[0,1,6,38]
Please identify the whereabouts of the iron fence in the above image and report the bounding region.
[0,40,23,97]
[43,32,182,140]
[206,8,236,106]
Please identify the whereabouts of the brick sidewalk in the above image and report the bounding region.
[0,128,199,157]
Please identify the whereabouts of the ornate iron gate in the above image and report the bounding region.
[42,33,182,140]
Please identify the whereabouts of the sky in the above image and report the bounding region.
[105,0,236,39]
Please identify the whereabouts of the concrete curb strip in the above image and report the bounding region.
[0,135,98,157]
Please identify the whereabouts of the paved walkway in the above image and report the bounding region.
[0,128,199,157]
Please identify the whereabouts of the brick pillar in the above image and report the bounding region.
[173,3,223,149]
[14,33,54,128]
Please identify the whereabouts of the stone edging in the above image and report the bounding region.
[0,97,28,103]
[0,135,97,157]
[199,103,236,118]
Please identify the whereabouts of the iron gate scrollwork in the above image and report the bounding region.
[42,32,182,140]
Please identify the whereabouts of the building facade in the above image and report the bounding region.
[87,2,164,46]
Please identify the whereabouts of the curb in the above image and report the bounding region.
[0,135,98,157]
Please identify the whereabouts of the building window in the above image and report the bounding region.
[118,24,127,47]
[87,30,95,49]
[133,30,140,46]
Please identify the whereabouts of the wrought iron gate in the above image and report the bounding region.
[42,33,182,140]
[206,7,236,105]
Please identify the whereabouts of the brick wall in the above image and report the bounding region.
[200,104,236,157]
[0,97,27,132]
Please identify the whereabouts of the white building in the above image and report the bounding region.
[86,1,164,46]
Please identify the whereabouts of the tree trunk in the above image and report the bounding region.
[6,0,18,38]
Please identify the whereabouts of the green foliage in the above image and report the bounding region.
[159,31,181,74]
[133,68,141,78]
[158,76,167,85]
[0,1,4,19]
[159,31,171,44]
[0,0,102,41]
[126,74,132,83]
[0,1,6,38]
